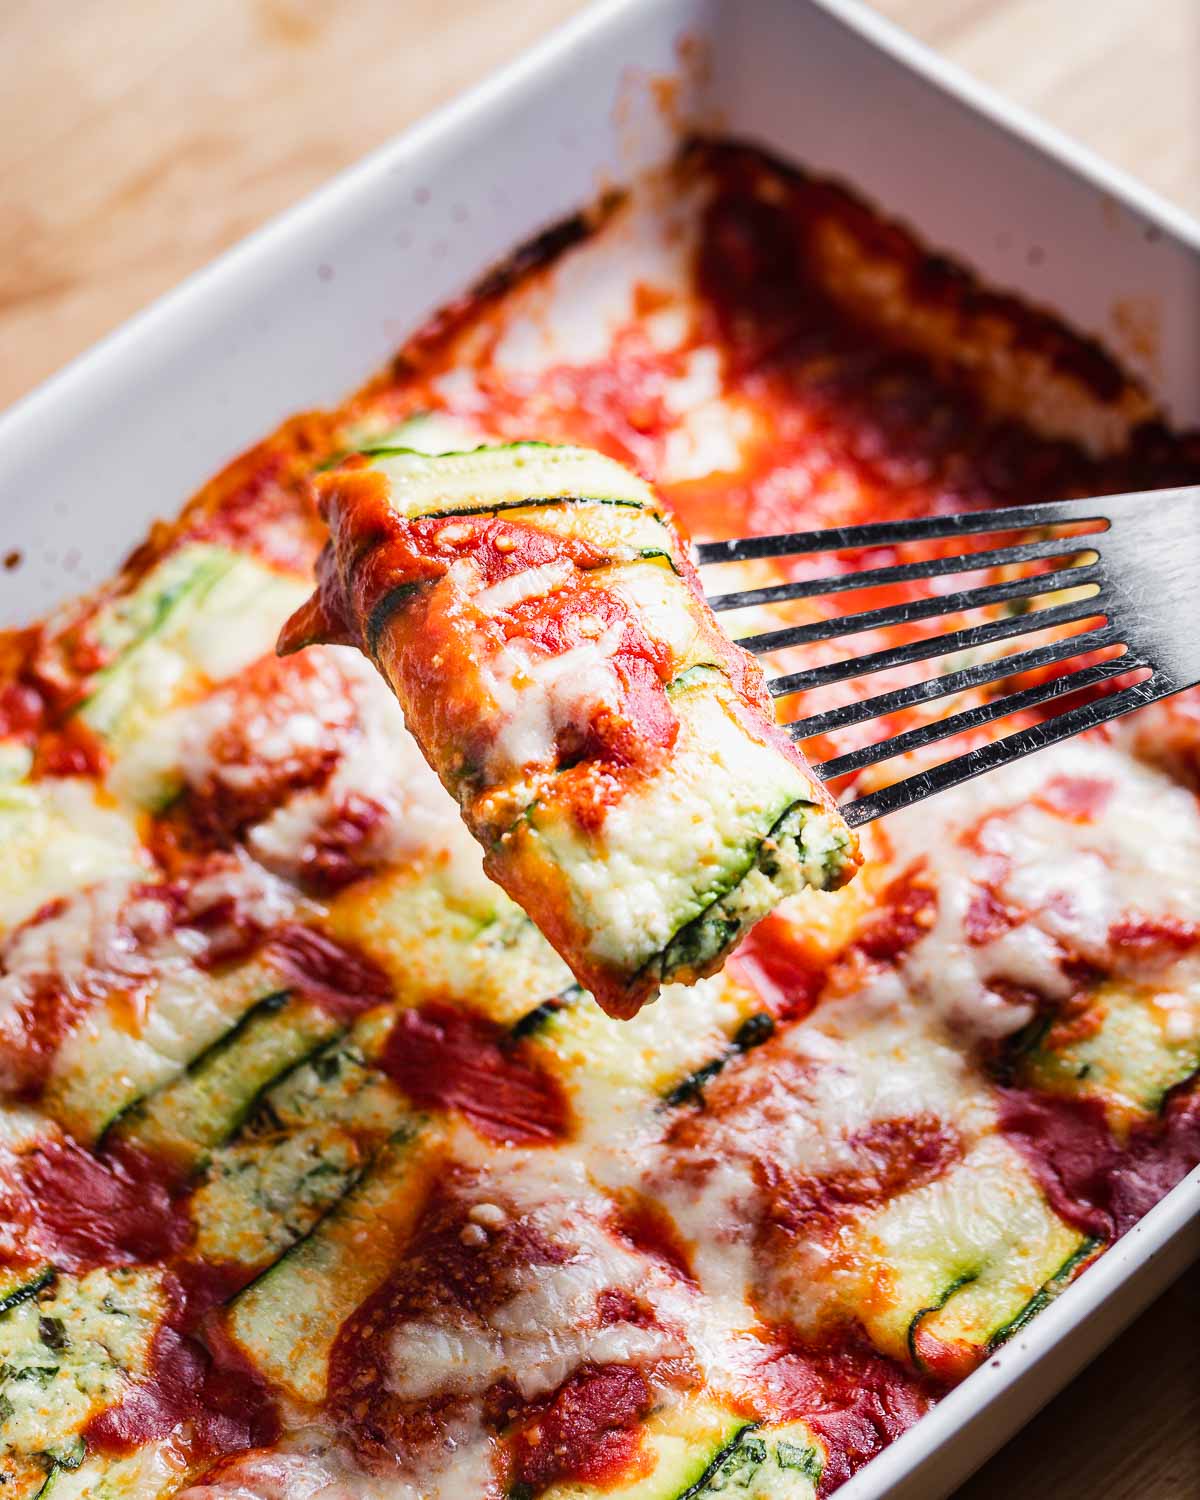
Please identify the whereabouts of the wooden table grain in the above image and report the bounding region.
[1,2,1197,1496]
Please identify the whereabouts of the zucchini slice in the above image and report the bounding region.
[43,956,280,1146]
[526,1401,824,1500]
[79,543,311,809]
[254,1024,412,1137]
[1015,978,1200,1121]
[24,1441,182,1500]
[188,1123,367,1274]
[224,1124,443,1403]
[108,990,346,1168]
[508,677,852,1006]
[525,970,768,1138]
[366,443,660,519]
[330,408,485,466]
[847,1137,1092,1377]
[327,856,572,1027]
[690,1420,824,1500]
[185,1013,415,1274]
[0,1267,56,1319]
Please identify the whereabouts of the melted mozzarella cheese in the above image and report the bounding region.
[0,777,150,934]
[488,183,707,372]
[117,643,471,877]
[384,1153,685,1405]
[659,394,758,483]
[174,1426,501,1500]
[884,737,1200,1038]
[248,650,469,875]
[538,972,754,1143]
[650,969,995,1330]
[607,565,703,663]
[175,1453,356,1500]
[480,624,625,779]
[473,560,574,617]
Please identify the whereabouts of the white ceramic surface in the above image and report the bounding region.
[1,2,1197,1494]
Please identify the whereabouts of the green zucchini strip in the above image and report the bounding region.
[107,990,346,1168]
[1016,978,1200,1118]
[224,1124,440,1403]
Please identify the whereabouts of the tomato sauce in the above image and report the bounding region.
[1036,774,1114,822]
[0,676,43,741]
[295,793,394,893]
[963,883,1022,947]
[0,970,108,1103]
[505,587,678,776]
[853,870,937,964]
[266,922,393,1020]
[326,1181,575,1469]
[379,1002,568,1144]
[0,1135,191,1272]
[730,912,828,1022]
[183,421,329,576]
[179,653,353,848]
[997,1086,1200,1239]
[610,1194,697,1284]
[303,468,692,798]
[30,717,107,778]
[0,878,223,1099]
[745,1332,938,1497]
[508,1364,653,1493]
[85,1262,278,1461]
[1107,913,1200,961]
[402,511,614,588]
[759,1115,961,1241]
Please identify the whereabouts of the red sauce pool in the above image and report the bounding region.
[853,870,937,964]
[1107,913,1200,961]
[731,912,828,1022]
[0,678,43,740]
[745,1332,938,1497]
[997,1086,1200,1240]
[379,1002,568,1145]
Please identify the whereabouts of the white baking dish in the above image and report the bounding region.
[1,1,1197,1494]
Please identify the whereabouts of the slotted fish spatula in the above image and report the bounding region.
[700,484,1200,826]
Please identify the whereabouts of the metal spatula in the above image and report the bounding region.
[699,484,1200,826]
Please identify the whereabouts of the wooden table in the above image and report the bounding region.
[1,2,1197,1495]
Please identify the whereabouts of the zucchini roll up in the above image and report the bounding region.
[280,443,859,1016]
